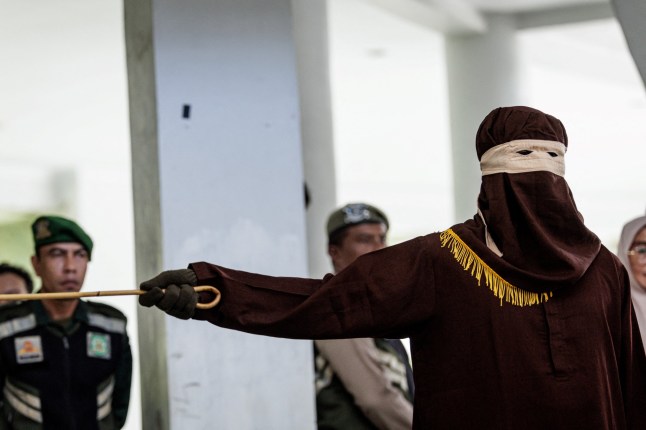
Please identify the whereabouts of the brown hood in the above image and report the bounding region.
[473,106,601,290]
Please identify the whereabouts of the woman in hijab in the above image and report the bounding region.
[618,211,646,352]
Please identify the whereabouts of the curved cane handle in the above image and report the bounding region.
[194,285,222,309]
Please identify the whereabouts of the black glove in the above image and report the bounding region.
[139,269,198,319]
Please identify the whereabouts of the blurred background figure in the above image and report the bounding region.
[618,209,646,352]
[0,263,33,305]
[314,203,414,430]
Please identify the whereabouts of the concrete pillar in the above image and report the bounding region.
[124,1,167,428]
[445,14,521,222]
[291,0,337,278]
[612,0,646,90]
[125,1,316,429]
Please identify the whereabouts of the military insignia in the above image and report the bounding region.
[343,204,371,224]
[15,336,44,364]
[34,219,52,240]
[87,332,111,359]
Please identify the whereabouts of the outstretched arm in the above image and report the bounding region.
[139,235,438,340]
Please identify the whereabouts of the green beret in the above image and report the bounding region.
[326,203,389,238]
[32,215,93,260]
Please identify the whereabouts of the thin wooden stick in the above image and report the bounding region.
[0,285,221,309]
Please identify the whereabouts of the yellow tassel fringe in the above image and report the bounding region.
[439,229,551,307]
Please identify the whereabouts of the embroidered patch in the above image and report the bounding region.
[342,204,372,224]
[87,332,111,359]
[34,219,52,240]
[15,336,44,364]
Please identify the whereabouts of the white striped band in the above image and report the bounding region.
[4,379,42,423]
[480,139,566,177]
[97,376,115,420]
[0,314,37,341]
[88,313,126,334]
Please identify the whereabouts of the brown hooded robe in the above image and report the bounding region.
[189,106,646,429]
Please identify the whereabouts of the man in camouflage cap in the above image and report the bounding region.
[315,203,414,429]
[325,203,389,274]
[0,215,132,429]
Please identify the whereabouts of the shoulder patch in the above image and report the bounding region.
[87,331,112,359]
[15,335,44,364]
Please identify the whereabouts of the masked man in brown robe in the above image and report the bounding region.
[139,106,646,429]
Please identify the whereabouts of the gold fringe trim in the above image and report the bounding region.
[439,229,552,307]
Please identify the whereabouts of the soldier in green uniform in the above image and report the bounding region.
[0,215,132,430]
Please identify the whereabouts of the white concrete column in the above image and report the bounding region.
[125,1,316,429]
[445,14,521,222]
[291,0,338,278]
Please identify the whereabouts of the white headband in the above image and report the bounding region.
[480,139,566,177]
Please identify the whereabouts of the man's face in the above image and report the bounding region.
[0,273,29,305]
[328,222,387,273]
[630,227,646,290]
[31,242,89,294]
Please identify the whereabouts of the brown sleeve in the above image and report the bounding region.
[190,234,437,340]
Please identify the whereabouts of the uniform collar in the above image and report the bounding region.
[30,299,90,326]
